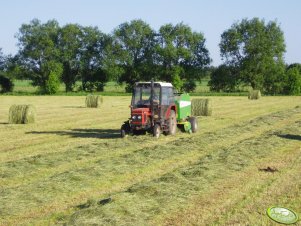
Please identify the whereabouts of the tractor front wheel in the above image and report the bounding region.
[189,117,198,133]
[121,123,130,138]
[153,124,161,138]
[168,110,177,135]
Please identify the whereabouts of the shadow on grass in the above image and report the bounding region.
[276,134,301,141]
[27,128,120,139]
[0,122,9,124]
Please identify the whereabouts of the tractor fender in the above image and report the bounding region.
[165,104,177,120]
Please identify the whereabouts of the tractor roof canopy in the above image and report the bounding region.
[135,82,173,87]
[132,82,174,108]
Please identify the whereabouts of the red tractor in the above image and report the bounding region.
[121,81,197,138]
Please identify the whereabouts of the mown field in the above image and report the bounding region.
[0,95,301,225]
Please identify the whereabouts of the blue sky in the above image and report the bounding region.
[0,0,300,66]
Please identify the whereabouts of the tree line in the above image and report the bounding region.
[0,18,300,95]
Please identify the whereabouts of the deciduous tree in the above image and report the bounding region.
[220,18,286,94]
[58,24,83,92]
[79,26,108,91]
[110,19,156,92]
[156,23,211,90]
[16,19,61,93]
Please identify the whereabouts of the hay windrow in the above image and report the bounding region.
[248,90,261,100]
[191,98,212,116]
[85,95,103,108]
[8,105,36,124]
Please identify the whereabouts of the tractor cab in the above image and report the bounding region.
[131,82,175,121]
[132,82,161,108]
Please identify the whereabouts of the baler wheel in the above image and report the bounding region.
[189,117,198,133]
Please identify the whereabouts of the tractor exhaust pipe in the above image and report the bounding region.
[150,80,154,126]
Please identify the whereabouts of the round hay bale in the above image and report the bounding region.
[191,98,212,116]
[248,90,261,100]
[8,105,36,124]
[85,95,103,108]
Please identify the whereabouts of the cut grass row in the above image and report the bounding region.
[164,144,301,226]
[2,104,299,188]
[66,110,301,225]
[1,107,301,225]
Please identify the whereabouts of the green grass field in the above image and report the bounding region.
[1,95,301,225]
[12,80,130,96]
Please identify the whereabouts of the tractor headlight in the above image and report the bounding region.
[132,115,136,120]
[137,115,142,120]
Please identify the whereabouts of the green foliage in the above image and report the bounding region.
[17,19,61,92]
[124,83,134,93]
[80,26,108,92]
[287,63,301,75]
[58,24,83,92]
[209,64,239,92]
[4,55,27,80]
[170,66,184,90]
[220,18,286,94]
[109,20,156,91]
[262,61,286,95]
[156,23,211,89]
[81,68,107,92]
[45,62,63,94]
[0,50,14,93]
[0,74,14,93]
[181,80,197,93]
[283,67,301,95]
[83,81,105,92]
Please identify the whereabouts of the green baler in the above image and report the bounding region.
[175,93,196,133]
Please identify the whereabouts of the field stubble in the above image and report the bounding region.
[0,96,300,225]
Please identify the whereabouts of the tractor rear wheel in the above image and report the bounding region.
[168,110,177,135]
[153,124,161,138]
[189,117,198,133]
